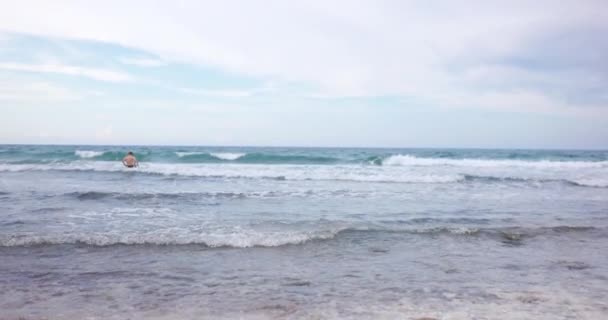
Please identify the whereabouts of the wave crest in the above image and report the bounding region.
[175,152,205,158]
[0,225,599,248]
[464,174,608,188]
[0,229,341,248]
[381,154,608,169]
[210,152,246,161]
[75,150,105,158]
[1,161,606,187]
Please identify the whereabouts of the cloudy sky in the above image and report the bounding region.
[1,0,607,148]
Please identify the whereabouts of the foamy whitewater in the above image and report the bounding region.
[1,145,607,319]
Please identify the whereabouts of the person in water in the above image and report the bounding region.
[122,151,139,168]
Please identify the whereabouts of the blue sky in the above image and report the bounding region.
[1,0,607,148]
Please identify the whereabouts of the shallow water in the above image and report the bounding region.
[1,145,607,319]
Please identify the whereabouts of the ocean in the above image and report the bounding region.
[1,145,607,319]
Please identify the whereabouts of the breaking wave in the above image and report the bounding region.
[381,154,608,169]
[2,146,607,167]
[65,190,309,201]
[173,152,336,163]
[0,225,600,248]
[0,229,341,248]
[209,152,246,161]
[175,152,246,161]
[175,152,206,158]
[463,175,608,188]
[1,161,606,187]
[75,150,105,158]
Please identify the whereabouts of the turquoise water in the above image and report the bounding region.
[1,144,607,164]
[1,145,608,319]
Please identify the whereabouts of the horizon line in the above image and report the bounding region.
[1,142,606,152]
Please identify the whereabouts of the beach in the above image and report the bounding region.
[1,145,607,319]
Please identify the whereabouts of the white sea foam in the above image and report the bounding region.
[571,178,608,188]
[209,152,246,160]
[0,228,342,247]
[174,152,246,160]
[382,154,608,169]
[305,289,608,320]
[132,163,466,183]
[175,152,205,157]
[1,160,607,186]
[3,224,589,248]
[75,150,104,158]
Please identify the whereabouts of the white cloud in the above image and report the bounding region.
[95,125,113,140]
[0,33,10,43]
[179,88,255,98]
[119,57,165,67]
[0,0,606,111]
[0,73,106,102]
[433,89,608,119]
[0,79,82,101]
[179,82,277,98]
[0,62,132,82]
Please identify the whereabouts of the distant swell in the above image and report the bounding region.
[3,149,608,167]
[171,152,340,164]
[0,225,600,248]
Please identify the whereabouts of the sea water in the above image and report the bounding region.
[1,145,607,319]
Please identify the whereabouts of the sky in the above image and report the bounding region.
[0,0,607,149]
